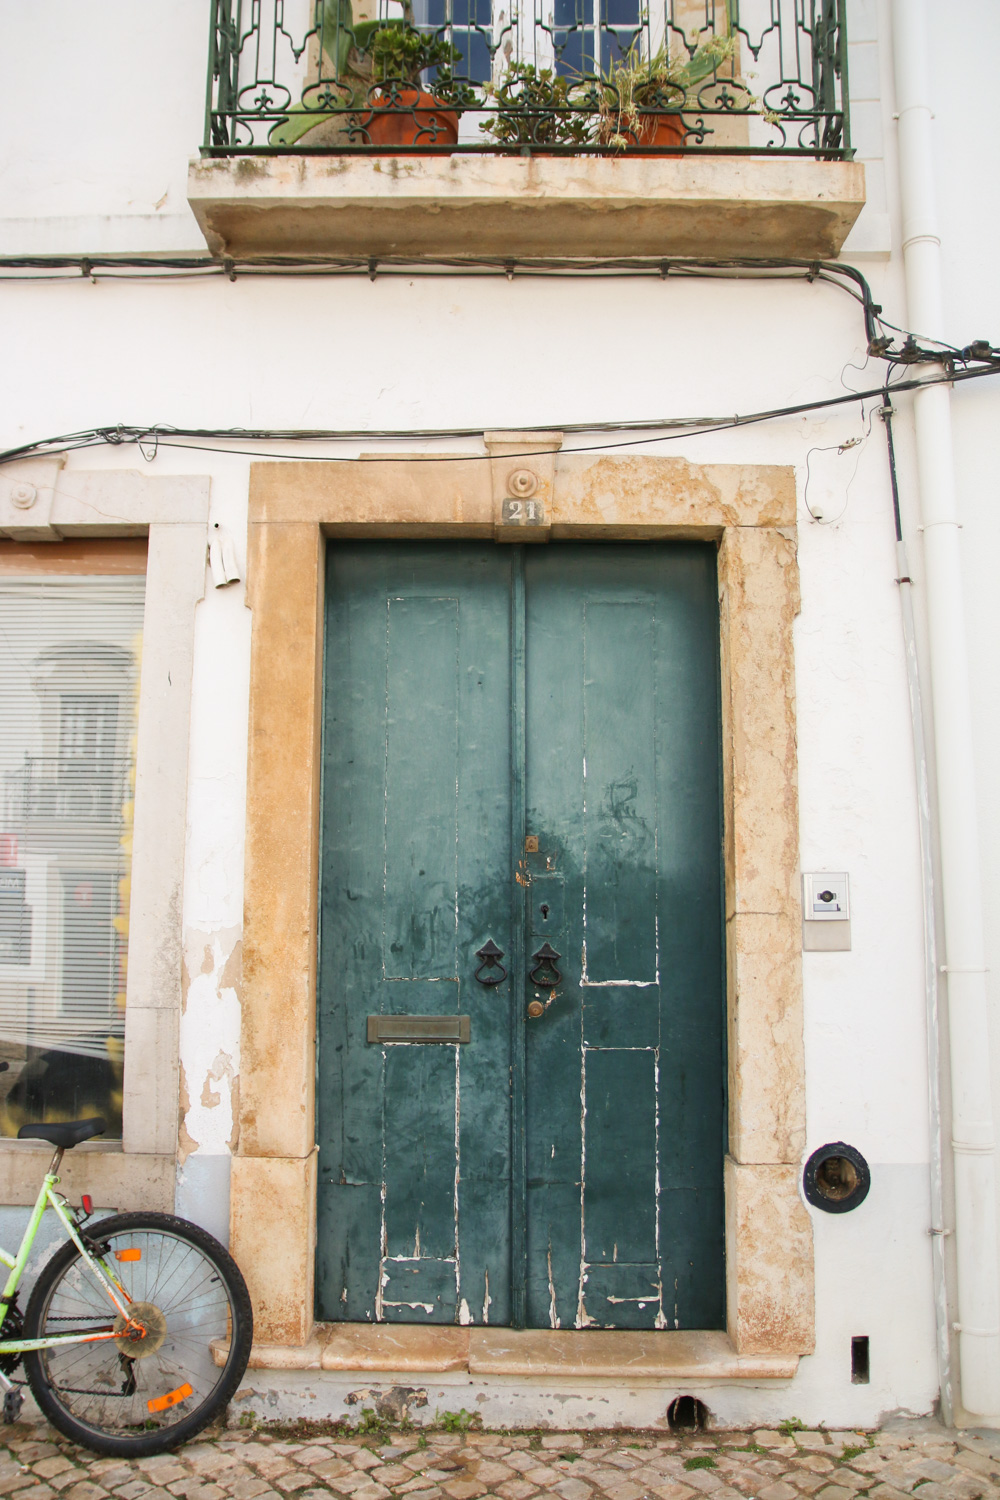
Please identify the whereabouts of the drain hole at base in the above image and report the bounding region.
[668,1396,707,1431]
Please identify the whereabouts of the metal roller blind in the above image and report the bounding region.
[0,575,145,1137]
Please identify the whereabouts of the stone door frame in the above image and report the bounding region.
[235,441,814,1369]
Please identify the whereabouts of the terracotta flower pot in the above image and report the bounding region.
[365,88,459,149]
[629,109,685,156]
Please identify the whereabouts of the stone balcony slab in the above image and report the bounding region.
[187,153,865,261]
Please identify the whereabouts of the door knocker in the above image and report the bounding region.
[474,939,507,986]
[529,942,561,988]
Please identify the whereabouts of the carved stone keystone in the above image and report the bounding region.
[484,430,563,542]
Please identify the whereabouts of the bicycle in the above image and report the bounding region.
[0,1106,253,1457]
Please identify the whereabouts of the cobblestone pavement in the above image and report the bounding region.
[4,1418,1000,1500]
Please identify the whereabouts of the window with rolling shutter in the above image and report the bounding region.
[0,573,145,1139]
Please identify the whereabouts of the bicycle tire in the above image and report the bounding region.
[23,1211,253,1457]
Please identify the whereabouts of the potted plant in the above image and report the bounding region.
[479,65,593,151]
[595,29,736,153]
[363,23,473,149]
[269,0,473,150]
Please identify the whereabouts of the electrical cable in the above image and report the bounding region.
[2,364,999,470]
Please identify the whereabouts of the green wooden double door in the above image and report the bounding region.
[317,543,725,1330]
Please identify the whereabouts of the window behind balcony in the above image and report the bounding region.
[0,547,146,1140]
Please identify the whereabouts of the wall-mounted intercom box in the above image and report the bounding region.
[802,871,851,951]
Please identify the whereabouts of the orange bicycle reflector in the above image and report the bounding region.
[148,1383,193,1414]
[81,1195,93,1215]
[115,1248,142,1262]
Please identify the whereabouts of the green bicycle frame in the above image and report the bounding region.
[0,1162,135,1360]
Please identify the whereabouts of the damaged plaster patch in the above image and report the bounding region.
[345,1386,428,1424]
[180,926,242,1163]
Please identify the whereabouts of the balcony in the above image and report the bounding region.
[188,0,865,260]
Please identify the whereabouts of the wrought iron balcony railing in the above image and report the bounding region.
[203,0,851,158]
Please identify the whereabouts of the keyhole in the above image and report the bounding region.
[540,904,549,920]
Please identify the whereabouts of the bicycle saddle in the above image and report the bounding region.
[17,1118,106,1148]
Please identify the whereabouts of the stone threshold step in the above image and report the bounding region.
[213,1325,797,1380]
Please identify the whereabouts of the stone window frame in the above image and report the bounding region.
[0,463,210,1210]
[236,440,814,1373]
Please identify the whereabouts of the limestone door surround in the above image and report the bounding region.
[236,440,813,1371]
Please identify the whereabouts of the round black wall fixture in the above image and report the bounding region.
[803,1142,871,1213]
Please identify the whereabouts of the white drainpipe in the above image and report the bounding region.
[890,0,1000,1417]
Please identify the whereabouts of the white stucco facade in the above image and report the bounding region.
[1,0,999,1432]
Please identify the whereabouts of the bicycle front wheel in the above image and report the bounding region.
[23,1211,253,1457]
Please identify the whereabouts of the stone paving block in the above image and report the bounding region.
[679,1473,723,1495]
[956,1448,1000,1479]
[903,1456,962,1484]
[13,1487,58,1500]
[47,1473,92,1493]
[787,1473,828,1495]
[793,1436,829,1450]
[227,1480,275,1499]
[648,1486,696,1500]
[829,1472,873,1493]
[553,1481,593,1500]
[274,1473,322,1494]
[755,1435,796,1451]
[599,1486,645,1500]
[440,1481,488,1500]
[402,1490,444,1500]
[353,1483,392,1500]
[352,1454,384,1473]
[756,1484,797,1500]
[64,1487,113,1500]
[35,1459,77,1479]
[377,1464,417,1484]
[474,1464,515,1485]
[796,1456,834,1475]
[495,1483,537,1500]
[327,1472,373,1494]
[522,1470,562,1487]
[860,1487,912,1500]
[577,1466,628,1488]
[247,1459,295,1481]
[721,1478,758,1499]
[309,1458,356,1480]
[295,1449,339,1467]
[813,1488,853,1500]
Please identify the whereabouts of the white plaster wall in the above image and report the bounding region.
[923,0,1000,1425]
[0,0,977,1426]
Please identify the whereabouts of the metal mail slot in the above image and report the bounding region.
[367,1015,471,1044]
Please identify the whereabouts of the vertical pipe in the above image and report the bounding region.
[883,403,953,1423]
[890,0,1000,1418]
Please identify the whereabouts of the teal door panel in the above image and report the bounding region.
[318,542,724,1330]
[523,546,725,1331]
[317,545,513,1324]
